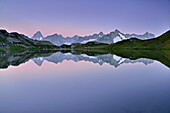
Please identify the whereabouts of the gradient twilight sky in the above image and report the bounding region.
[0,0,170,37]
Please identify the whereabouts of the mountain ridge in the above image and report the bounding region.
[32,29,155,46]
[106,30,170,50]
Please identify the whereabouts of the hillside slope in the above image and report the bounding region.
[0,30,59,53]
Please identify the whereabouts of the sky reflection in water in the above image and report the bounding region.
[0,59,170,113]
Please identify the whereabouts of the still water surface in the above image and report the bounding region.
[0,53,170,113]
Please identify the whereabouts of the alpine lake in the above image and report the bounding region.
[0,49,169,113]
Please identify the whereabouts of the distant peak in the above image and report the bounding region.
[35,31,41,34]
[48,33,64,38]
[144,32,149,34]
[35,31,42,35]
[32,31,43,39]
[53,33,59,36]
[73,35,78,37]
[73,35,79,38]
[143,32,155,37]
[99,32,104,35]
[115,29,120,33]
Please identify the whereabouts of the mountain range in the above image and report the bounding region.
[106,30,170,50]
[0,29,169,69]
[32,29,155,46]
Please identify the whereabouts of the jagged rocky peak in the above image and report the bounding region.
[143,32,155,38]
[30,29,155,45]
[72,35,80,40]
[47,33,63,38]
[109,29,121,35]
[99,31,103,34]
[98,32,104,37]
[73,35,79,38]
[32,31,43,40]
[50,33,59,36]
[115,29,121,33]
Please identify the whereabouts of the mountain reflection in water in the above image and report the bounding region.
[32,52,154,67]
[0,49,169,69]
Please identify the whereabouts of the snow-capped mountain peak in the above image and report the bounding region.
[32,31,43,40]
[31,29,155,45]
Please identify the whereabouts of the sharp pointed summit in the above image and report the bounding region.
[115,29,120,33]
[32,31,43,40]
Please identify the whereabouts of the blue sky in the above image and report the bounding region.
[0,0,170,37]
